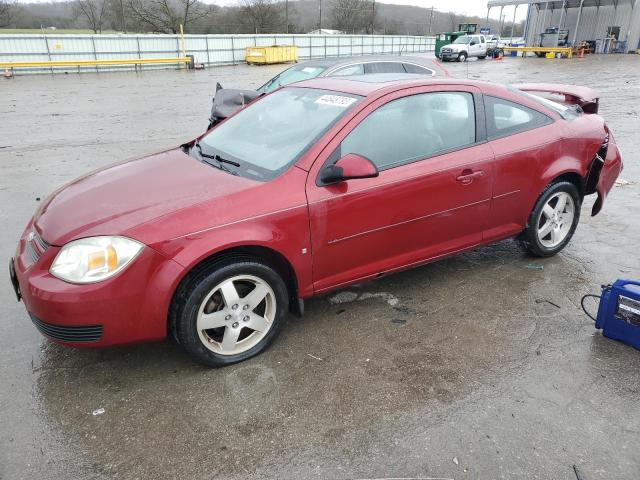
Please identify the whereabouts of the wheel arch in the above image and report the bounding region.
[550,171,585,198]
[519,168,585,238]
[540,154,588,199]
[167,244,301,341]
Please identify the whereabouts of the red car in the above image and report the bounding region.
[10,75,622,366]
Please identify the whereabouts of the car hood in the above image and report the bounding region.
[34,148,261,246]
[443,44,464,51]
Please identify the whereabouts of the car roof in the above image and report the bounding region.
[291,75,499,97]
[296,55,436,70]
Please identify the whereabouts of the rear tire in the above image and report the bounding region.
[478,55,487,60]
[518,181,581,257]
[173,256,289,367]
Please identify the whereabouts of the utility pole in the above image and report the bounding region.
[285,0,289,33]
[428,6,434,35]
[319,0,322,31]
[120,0,127,33]
[371,0,375,34]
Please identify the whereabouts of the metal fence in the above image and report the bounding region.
[0,33,436,74]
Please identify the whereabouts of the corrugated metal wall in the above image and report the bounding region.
[525,2,640,49]
[0,34,436,75]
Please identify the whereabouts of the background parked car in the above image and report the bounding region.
[209,56,437,127]
[486,34,508,48]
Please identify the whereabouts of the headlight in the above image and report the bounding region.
[50,236,143,284]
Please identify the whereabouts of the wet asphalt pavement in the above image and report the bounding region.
[1,54,639,479]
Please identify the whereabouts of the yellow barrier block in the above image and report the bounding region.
[502,46,573,59]
[245,46,298,65]
[0,57,191,69]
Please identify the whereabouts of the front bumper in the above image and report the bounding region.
[12,224,185,348]
[440,50,461,60]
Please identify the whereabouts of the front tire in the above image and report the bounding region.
[173,257,289,367]
[518,181,581,257]
[457,52,468,62]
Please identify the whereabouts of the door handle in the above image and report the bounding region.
[456,169,484,184]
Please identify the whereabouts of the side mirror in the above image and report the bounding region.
[320,153,379,185]
[470,40,477,46]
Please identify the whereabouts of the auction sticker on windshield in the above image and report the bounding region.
[315,95,357,108]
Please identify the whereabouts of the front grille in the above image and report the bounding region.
[30,314,103,342]
[441,48,451,53]
[26,230,50,264]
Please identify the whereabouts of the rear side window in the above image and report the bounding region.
[330,64,365,76]
[339,91,476,170]
[485,96,552,139]
[363,62,406,74]
[402,63,434,75]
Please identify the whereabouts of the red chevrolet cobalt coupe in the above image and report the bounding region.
[10,75,622,366]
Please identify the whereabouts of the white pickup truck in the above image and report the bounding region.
[439,34,487,62]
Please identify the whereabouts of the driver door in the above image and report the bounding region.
[306,86,495,293]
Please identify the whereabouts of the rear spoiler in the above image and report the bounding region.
[513,83,600,114]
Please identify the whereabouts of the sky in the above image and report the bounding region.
[212,0,529,21]
[16,0,529,22]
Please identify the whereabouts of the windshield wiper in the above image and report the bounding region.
[193,140,240,175]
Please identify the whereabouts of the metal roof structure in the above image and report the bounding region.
[488,0,634,7]
[486,0,639,50]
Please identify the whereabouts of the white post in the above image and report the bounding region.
[572,0,585,46]
[541,1,549,32]
[625,0,638,43]
[510,4,518,43]
[558,0,566,31]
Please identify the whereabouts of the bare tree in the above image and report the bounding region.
[330,0,368,34]
[365,0,376,34]
[240,0,283,34]
[105,0,128,32]
[127,0,212,34]
[73,0,108,33]
[0,0,17,27]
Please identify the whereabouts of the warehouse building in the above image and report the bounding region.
[487,0,640,53]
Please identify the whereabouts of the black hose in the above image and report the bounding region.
[581,294,601,322]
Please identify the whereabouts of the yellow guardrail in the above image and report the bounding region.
[502,46,573,58]
[0,57,192,69]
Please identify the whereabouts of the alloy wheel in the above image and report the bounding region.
[536,191,575,248]
[196,274,276,355]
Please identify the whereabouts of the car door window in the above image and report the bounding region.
[330,64,365,76]
[485,96,552,139]
[402,63,434,75]
[363,62,406,74]
[339,92,476,170]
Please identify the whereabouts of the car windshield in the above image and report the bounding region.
[258,65,327,93]
[200,87,361,180]
[453,36,471,44]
